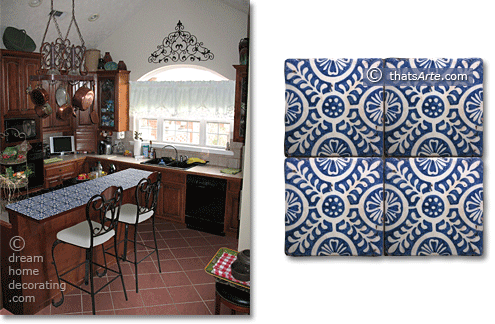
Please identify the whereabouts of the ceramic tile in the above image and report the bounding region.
[285,157,383,256]
[384,58,483,157]
[6,168,152,220]
[285,58,383,157]
[384,158,483,256]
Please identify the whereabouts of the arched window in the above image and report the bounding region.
[131,65,235,150]
[138,65,228,81]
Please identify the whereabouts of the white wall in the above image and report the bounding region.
[98,0,248,81]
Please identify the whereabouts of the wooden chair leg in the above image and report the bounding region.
[215,292,221,315]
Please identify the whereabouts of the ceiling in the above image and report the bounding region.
[1,0,249,49]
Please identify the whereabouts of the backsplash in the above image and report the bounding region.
[284,58,484,257]
[112,131,243,169]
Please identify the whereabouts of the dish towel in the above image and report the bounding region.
[212,252,250,286]
[220,168,241,175]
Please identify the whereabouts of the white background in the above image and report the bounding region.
[251,0,491,323]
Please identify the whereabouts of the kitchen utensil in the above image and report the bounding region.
[56,104,72,121]
[35,103,52,118]
[30,85,49,106]
[72,86,94,111]
[55,84,68,106]
[90,102,99,124]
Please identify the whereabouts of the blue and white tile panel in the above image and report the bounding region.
[6,168,152,221]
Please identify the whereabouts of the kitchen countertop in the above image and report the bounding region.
[45,153,243,180]
[6,168,152,221]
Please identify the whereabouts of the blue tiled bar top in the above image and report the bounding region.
[6,168,152,221]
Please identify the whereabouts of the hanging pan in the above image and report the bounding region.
[56,104,73,121]
[35,103,53,118]
[30,85,49,106]
[72,85,94,111]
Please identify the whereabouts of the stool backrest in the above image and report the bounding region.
[135,171,161,222]
[86,186,123,245]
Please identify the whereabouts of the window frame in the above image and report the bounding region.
[137,116,233,149]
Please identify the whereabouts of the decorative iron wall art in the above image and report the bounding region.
[149,21,214,63]
[284,58,484,256]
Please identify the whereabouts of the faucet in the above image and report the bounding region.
[161,145,178,162]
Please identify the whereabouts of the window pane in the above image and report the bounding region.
[162,120,200,145]
[192,133,200,144]
[219,123,229,134]
[207,134,218,146]
[218,134,228,147]
[139,119,157,140]
[207,122,218,134]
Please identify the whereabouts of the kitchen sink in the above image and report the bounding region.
[140,157,195,170]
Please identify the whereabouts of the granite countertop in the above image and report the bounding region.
[85,154,244,180]
[6,168,152,221]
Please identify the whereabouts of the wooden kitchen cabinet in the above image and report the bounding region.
[233,65,248,143]
[158,170,186,223]
[225,178,242,236]
[0,50,41,117]
[44,160,76,189]
[41,81,73,133]
[97,70,130,132]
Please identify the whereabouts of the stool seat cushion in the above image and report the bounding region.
[57,221,114,248]
[112,203,154,224]
[215,282,250,307]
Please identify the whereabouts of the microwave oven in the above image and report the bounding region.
[4,118,39,143]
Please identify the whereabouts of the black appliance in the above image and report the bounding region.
[4,117,39,143]
[98,140,112,155]
[185,175,227,236]
[7,142,44,189]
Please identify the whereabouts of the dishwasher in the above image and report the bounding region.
[185,175,227,236]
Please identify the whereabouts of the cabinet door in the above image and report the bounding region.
[159,181,185,223]
[224,190,240,236]
[2,57,23,116]
[22,58,40,115]
[233,65,248,143]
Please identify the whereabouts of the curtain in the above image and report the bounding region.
[129,81,236,119]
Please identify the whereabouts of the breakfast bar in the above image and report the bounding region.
[1,168,151,315]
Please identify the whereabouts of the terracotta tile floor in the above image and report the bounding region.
[1,218,244,316]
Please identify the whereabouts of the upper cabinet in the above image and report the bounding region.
[233,65,248,143]
[97,70,130,132]
[0,50,41,117]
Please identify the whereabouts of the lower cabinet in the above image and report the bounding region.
[45,157,241,237]
[44,161,77,189]
[225,179,242,237]
[158,170,186,223]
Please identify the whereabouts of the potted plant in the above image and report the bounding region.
[133,131,143,157]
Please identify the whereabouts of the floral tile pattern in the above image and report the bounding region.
[284,58,483,256]
[384,58,483,157]
[384,158,483,256]
[284,58,383,157]
[6,169,152,221]
[285,157,383,256]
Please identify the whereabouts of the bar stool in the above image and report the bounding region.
[51,186,127,315]
[215,282,250,315]
[110,171,162,292]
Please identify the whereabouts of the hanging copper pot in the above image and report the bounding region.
[30,85,49,106]
[35,103,53,118]
[72,86,94,111]
[56,104,73,121]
